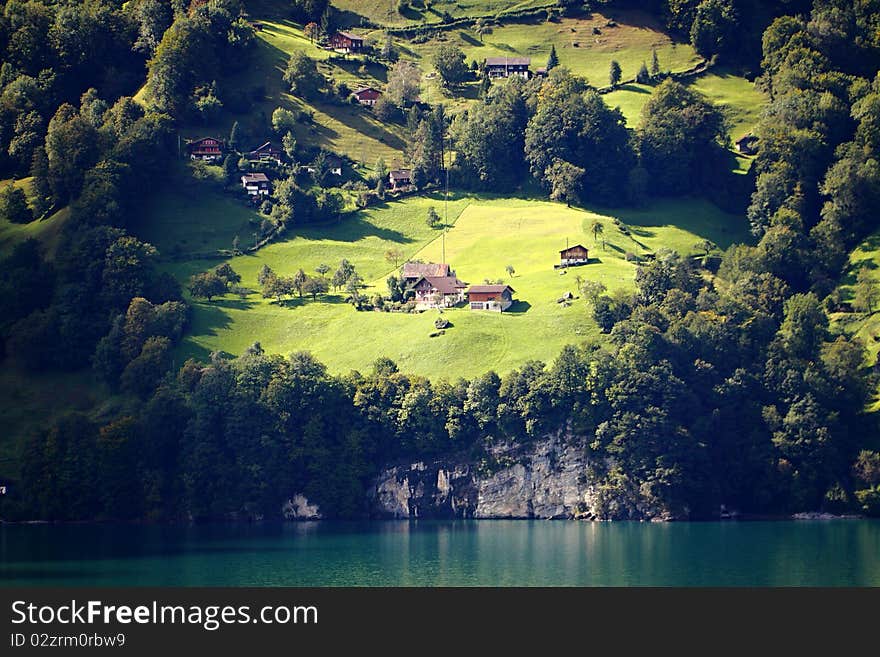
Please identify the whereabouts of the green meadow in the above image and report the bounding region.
[146,5,764,173]
[830,230,880,409]
[173,193,751,378]
[0,177,70,259]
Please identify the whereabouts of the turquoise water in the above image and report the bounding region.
[1,520,879,586]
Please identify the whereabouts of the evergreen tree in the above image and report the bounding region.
[609,60,622,86]
[229,121,242,152]
[547,45,559,71]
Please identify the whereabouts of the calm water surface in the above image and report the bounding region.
[1,520,878,586]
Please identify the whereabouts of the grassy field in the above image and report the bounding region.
[327,0,555,27]
[830,230,880,358]
[398,10,700,86]
[829,230,880,410]
[0,177,70,259]
[128,163,263,258]
[149,4,763,173]
[172,193,751,378]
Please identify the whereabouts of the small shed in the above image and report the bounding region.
[735,134,759,155]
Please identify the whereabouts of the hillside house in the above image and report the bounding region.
[329,31,364,53]
[187,137,224,162]
[353,87,382,107]
[402,262,452,286]
[305,154,343,177]
[409,275,468,308]
[245,142,285,166]
[485,57,531,79]
[735,134,759,155]
[241,172,270,196]
[559,244,589,266]
[467,285,516,312]
[389,169,412,190]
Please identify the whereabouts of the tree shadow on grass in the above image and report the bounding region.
[504,301,532,314]
[628,226,656,238]
[290,214,413,244]
[275,294,347,309]
[208,297,258,311]
[459,32,483,47]
[617,84,652,94]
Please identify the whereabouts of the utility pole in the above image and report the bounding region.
[443,166,449,264]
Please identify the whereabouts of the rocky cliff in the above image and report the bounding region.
[369,434,600,519]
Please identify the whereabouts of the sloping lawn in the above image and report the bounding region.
[175,194,750,378]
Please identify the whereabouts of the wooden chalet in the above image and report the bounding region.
[353,87,382,107]
[409,275,468,308]
[187,137,224,162]
[329,31,364,53]
[389,168,413,190]
[241,172,270,196]
[467,284,516,312]
[735,134,759,155]
[402,262,452,286]
[245,141,285,166]
[305,154,343,177]
[559,244,589,267]
[485,57,531,79]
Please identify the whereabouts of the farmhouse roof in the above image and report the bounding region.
[403,262,450,278]
[389,168,412,180]
[485,56,531,67]
[246,141,282,155]
[336,31,363,41]
[242,173,269,183]
[353,87,381,97]
[735,133,758,145]
[560,244,588,254]
[187,137,223,148]
[413,275,467,294]
[468,284,516,294]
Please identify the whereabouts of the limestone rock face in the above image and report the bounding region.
[369,434,597,520]
[282,494,323,520]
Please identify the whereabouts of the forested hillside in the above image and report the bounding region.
[0,0,878,522]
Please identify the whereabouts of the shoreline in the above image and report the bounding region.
[0,513,868,526]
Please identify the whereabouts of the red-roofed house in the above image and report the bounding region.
[467,284,516,312]
[353,87,382,107]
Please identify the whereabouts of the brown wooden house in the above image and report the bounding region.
[389,169,413,190]
[187,137,224,162]
[329,31,364,53]
[409,275,468,308]
[245,141,285,166]
[559,244,589,266]
[485,57,531,79]
[467,284,516,312]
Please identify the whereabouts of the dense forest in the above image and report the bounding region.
[1,0,879,521]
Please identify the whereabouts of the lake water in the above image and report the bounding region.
[1,520,879,586]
